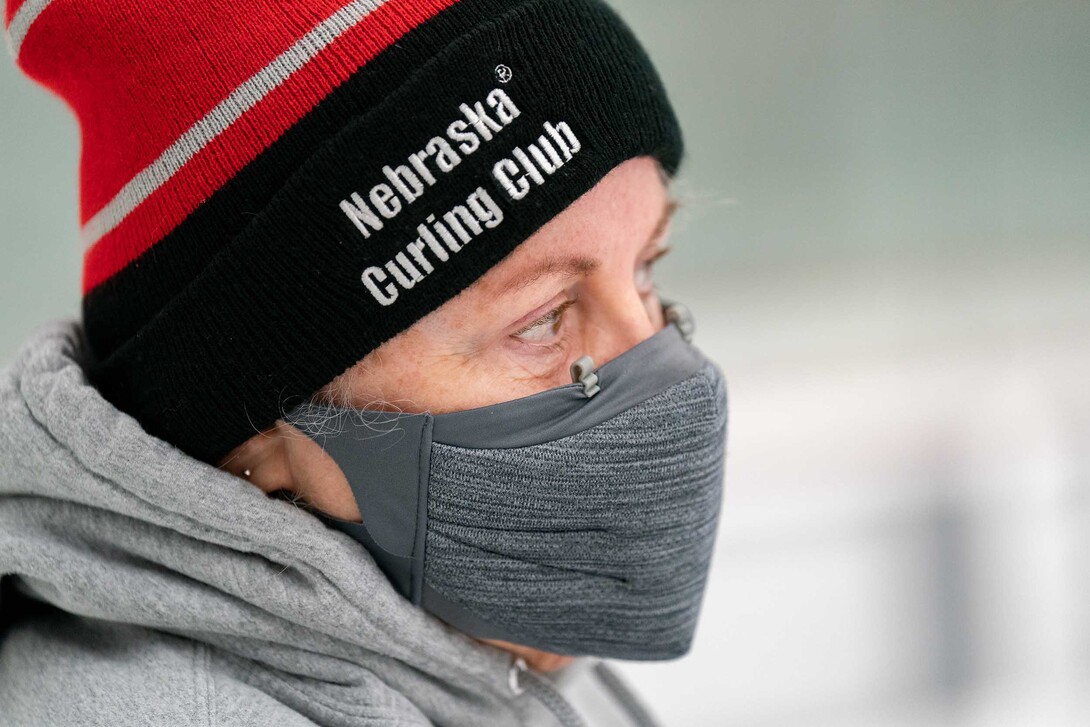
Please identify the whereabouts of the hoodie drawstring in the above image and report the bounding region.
[507,657,664,727]
[509,657,587,727]
[591,662,662,727]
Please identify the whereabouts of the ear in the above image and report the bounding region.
[217,423,296,496]
[220,421,360,522]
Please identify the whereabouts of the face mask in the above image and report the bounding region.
[286,301,728,661]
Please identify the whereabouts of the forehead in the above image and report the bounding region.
[469,157,669,294]
[389,155,669,351]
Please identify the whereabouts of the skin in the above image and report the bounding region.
[219,155,677,673]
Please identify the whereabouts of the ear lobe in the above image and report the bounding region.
[217,421,294,495]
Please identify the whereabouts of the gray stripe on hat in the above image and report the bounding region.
[79,0,392,250]
[6,0,54,59]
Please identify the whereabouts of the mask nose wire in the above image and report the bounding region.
[569,355,601,398]
[567,300,694,398]
[662,298,695,343]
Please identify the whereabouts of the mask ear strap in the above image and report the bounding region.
[567,299,696,401]
[284,402,432,604]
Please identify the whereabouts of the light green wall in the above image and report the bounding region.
[1,45,81,361]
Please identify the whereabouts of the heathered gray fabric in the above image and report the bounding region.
[0,319,650,727]
[424,364,727,659]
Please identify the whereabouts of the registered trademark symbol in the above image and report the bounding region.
[494,64,513,83]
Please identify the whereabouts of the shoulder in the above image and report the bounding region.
[0,607,330,727]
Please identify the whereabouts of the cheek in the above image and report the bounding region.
[342,328,454,411]
[359,350,528,414]
[432,360,555,411]
[500,352,573,392]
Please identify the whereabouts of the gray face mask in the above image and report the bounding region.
[287,301,728,661]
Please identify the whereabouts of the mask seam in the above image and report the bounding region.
[411,414,433,605]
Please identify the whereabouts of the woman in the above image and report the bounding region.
[0,0,727,725]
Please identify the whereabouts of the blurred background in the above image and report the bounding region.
[2,1,1089,725]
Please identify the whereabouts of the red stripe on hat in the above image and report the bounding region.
[19,0,381,220]
[79,0,459,294]
[4,0,31,25]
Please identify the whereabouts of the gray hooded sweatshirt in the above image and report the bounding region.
[0,320,661,727]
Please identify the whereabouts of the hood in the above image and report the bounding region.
[0,319,582,726]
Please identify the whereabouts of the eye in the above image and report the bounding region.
[636,245,672,296]
[512,300,575,344]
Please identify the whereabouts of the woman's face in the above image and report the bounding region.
[222,154,677,670]
[326,155,674,415]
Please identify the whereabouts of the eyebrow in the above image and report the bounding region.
[508,255,599,293]
[501,197,680,294]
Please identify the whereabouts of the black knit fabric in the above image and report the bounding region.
[85,0,684,465]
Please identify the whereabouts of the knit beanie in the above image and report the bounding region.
[5,0,683,465]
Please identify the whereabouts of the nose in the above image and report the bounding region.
[582,287,662,369]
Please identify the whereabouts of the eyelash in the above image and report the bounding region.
[511,246,673,345]
[512,299,577,340]
[646,245,673,267]
[636,246,672,294]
